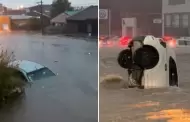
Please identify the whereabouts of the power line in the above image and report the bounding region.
[37,0,44,35]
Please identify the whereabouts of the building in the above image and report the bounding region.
[163,0,190,37]
[0,4,4,14]
[1,8,32,30]
[51,11,79,25]
[0,5,51,30]
[0,16,11,31]
[45,10,81,34]
[99,0,162,36]
[9,15,37,30]
[25,5,52,27]
[25,5,51,18]
[3,9,26,15]
[51,13,69,25]
[66,6,98,36]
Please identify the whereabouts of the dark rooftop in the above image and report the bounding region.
[3,9,26,15]
[67,6,98,21]
[26,4,51,17]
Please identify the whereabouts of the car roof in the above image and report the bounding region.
[9,60,45,73]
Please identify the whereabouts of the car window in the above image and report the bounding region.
[27,67,56,81]
[178,40,184,45]
[178,40,189,45]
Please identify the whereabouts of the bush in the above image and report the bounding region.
[0,50,26,105]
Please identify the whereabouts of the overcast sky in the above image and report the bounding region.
[1,0,98,8]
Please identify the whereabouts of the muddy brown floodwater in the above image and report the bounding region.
[100,46,190,122]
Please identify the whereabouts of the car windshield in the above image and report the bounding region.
[27,67,56,81]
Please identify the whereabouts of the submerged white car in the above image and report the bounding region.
[118,35,178,89]
[9,60,56,82]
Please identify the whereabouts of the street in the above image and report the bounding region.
[100,46,190,122]
[0,32,98,122]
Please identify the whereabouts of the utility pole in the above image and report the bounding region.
[37,0,44,35]
[108,9,111,38]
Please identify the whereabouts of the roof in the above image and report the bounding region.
[9,60,45,73]
[51,13,69,23]
[67,6,98,21]
[28,4,51,11]
[51,10,81,23]
[65,10,80,16]
[25,4,51,17]
[4,9,26,15]
[51,10,82,23]
[8,15,34,20]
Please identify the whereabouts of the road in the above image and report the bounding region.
[0,32,98,122]
[100,46,190,122]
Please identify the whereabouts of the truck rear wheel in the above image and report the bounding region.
[169,58,178,87]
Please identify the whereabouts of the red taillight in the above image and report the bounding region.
[162,36,177,48]
[107,41,114,47]
[168,39,177,48]
[119,36,131,46]
[107,41,112,45]
[163,36,173,41]
[99,36,106,41]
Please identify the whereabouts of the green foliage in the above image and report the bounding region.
[0,50,26,105]
[51,0,74,18]
[27,18,41,30]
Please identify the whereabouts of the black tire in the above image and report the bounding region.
[117,49,132,69]
[133,45,159,69]
[169,58,178,87]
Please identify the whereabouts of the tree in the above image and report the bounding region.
[0,50,26,106]
[51,0,74,18]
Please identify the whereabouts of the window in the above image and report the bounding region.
[168,0,186,5]
[27,67,55,81]
[182,14,189,27]
[178,40,190,45]
[172,14,180,27]
[165,15,171,27]
[187,41,190,45]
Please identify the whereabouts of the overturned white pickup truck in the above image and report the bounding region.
[118,35,178,89]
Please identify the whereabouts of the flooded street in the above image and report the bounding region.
[100,46,190,122]
[0,32,98,122]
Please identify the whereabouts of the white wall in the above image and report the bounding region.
[163,0,190,14]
